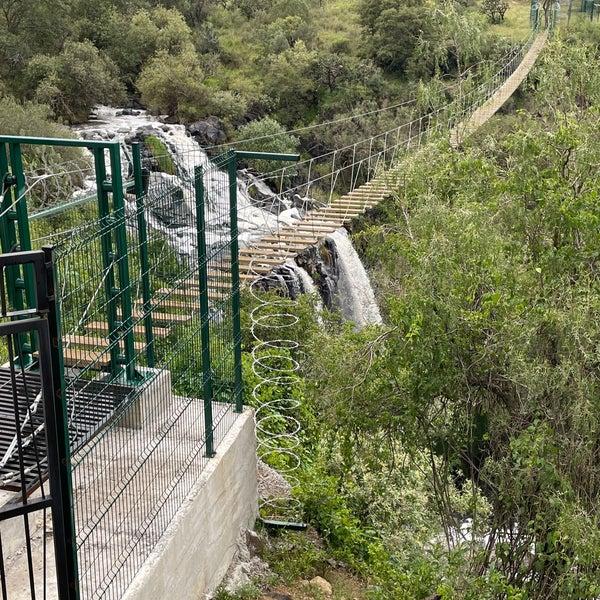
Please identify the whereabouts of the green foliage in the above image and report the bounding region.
[305,36,600,596]
[359,0,435,74]
[144,135,176,175]
[0,96,88,208]
[235,117,300,175]
[26,40,125,123]
[105,6,195,85]
[137,49,210,121]
[213,584,261,600]
[482,0,510,23]
[262,530,328,582]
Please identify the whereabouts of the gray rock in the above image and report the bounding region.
[245,529,265,558]
[296,239,340,309]
[187,116,227,146]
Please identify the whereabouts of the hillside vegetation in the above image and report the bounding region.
[229,25,600,600]
[1,0,518,139]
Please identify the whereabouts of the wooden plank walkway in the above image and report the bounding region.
[450,32,548,147]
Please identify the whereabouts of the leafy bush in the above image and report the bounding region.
[27,40,125,124]
[137,50,210,121]
[0,96,88,209]
[234,117,300,176]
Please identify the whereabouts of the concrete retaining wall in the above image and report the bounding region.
[122,407,258,600]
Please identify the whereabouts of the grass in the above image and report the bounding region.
[315,0,362,53]
[144,135,176,175]
[489,0,533,41]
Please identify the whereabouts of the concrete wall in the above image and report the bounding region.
[122,407,258,600]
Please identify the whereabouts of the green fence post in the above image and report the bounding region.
[132,143,155,368]
[108,143,137,382]
[0,142,36,364]
[93,148,121,378]
[43,245,80,600]
[226,151,244,413]
[194,166,215,456]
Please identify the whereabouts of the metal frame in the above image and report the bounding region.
[0,248,79,600]
[225,150,300,413]
[0,136,138,381]
[132,143,155,368]
[194,166,215,457]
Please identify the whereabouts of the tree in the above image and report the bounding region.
[482,0,509,23]
[137,50,210,121]
[27,40,125,123]
[105,6,195,85]
[262,41,318,125]
[234,116,299,176]
[359,0,434,74]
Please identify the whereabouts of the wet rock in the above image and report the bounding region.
[295,240,340,309]
[188,116,227,146]
[146,173,192,228]
[116,108,140,117]
[241,170,290,214]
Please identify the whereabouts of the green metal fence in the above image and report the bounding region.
[0,135,248,599]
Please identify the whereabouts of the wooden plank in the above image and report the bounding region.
[249,242,309,252]
[315,208,365,216]
[262,235,318,244]
[331,199,376,206]
[157,287,220,299]
[117,309,192,324]
[239,256,289,266]
[278,224,338,233]
[64,335,145,352]
[242,248,297,257]
[84,322,170,338]
[62,349,111,369]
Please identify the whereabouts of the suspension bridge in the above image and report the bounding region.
[235,31,549,282]
[0,20,552,600]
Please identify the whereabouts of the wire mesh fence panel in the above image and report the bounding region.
[53,150,240,599]
[0,137,243,599]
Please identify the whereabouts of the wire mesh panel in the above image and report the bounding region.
[0,136,243,599]
[43,148,241,599]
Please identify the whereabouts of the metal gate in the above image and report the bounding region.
[0,248,79,599]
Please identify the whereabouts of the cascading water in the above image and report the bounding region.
[73,107,381,329]
[327,228,382,328]
[73,106,280,252]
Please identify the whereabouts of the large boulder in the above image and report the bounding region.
[187,116,227,147]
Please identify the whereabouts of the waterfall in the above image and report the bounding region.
[70,108,381,329]
[327,228,382,328]
[73,106,280,252]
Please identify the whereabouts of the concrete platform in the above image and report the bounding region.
[1,369,257,600]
